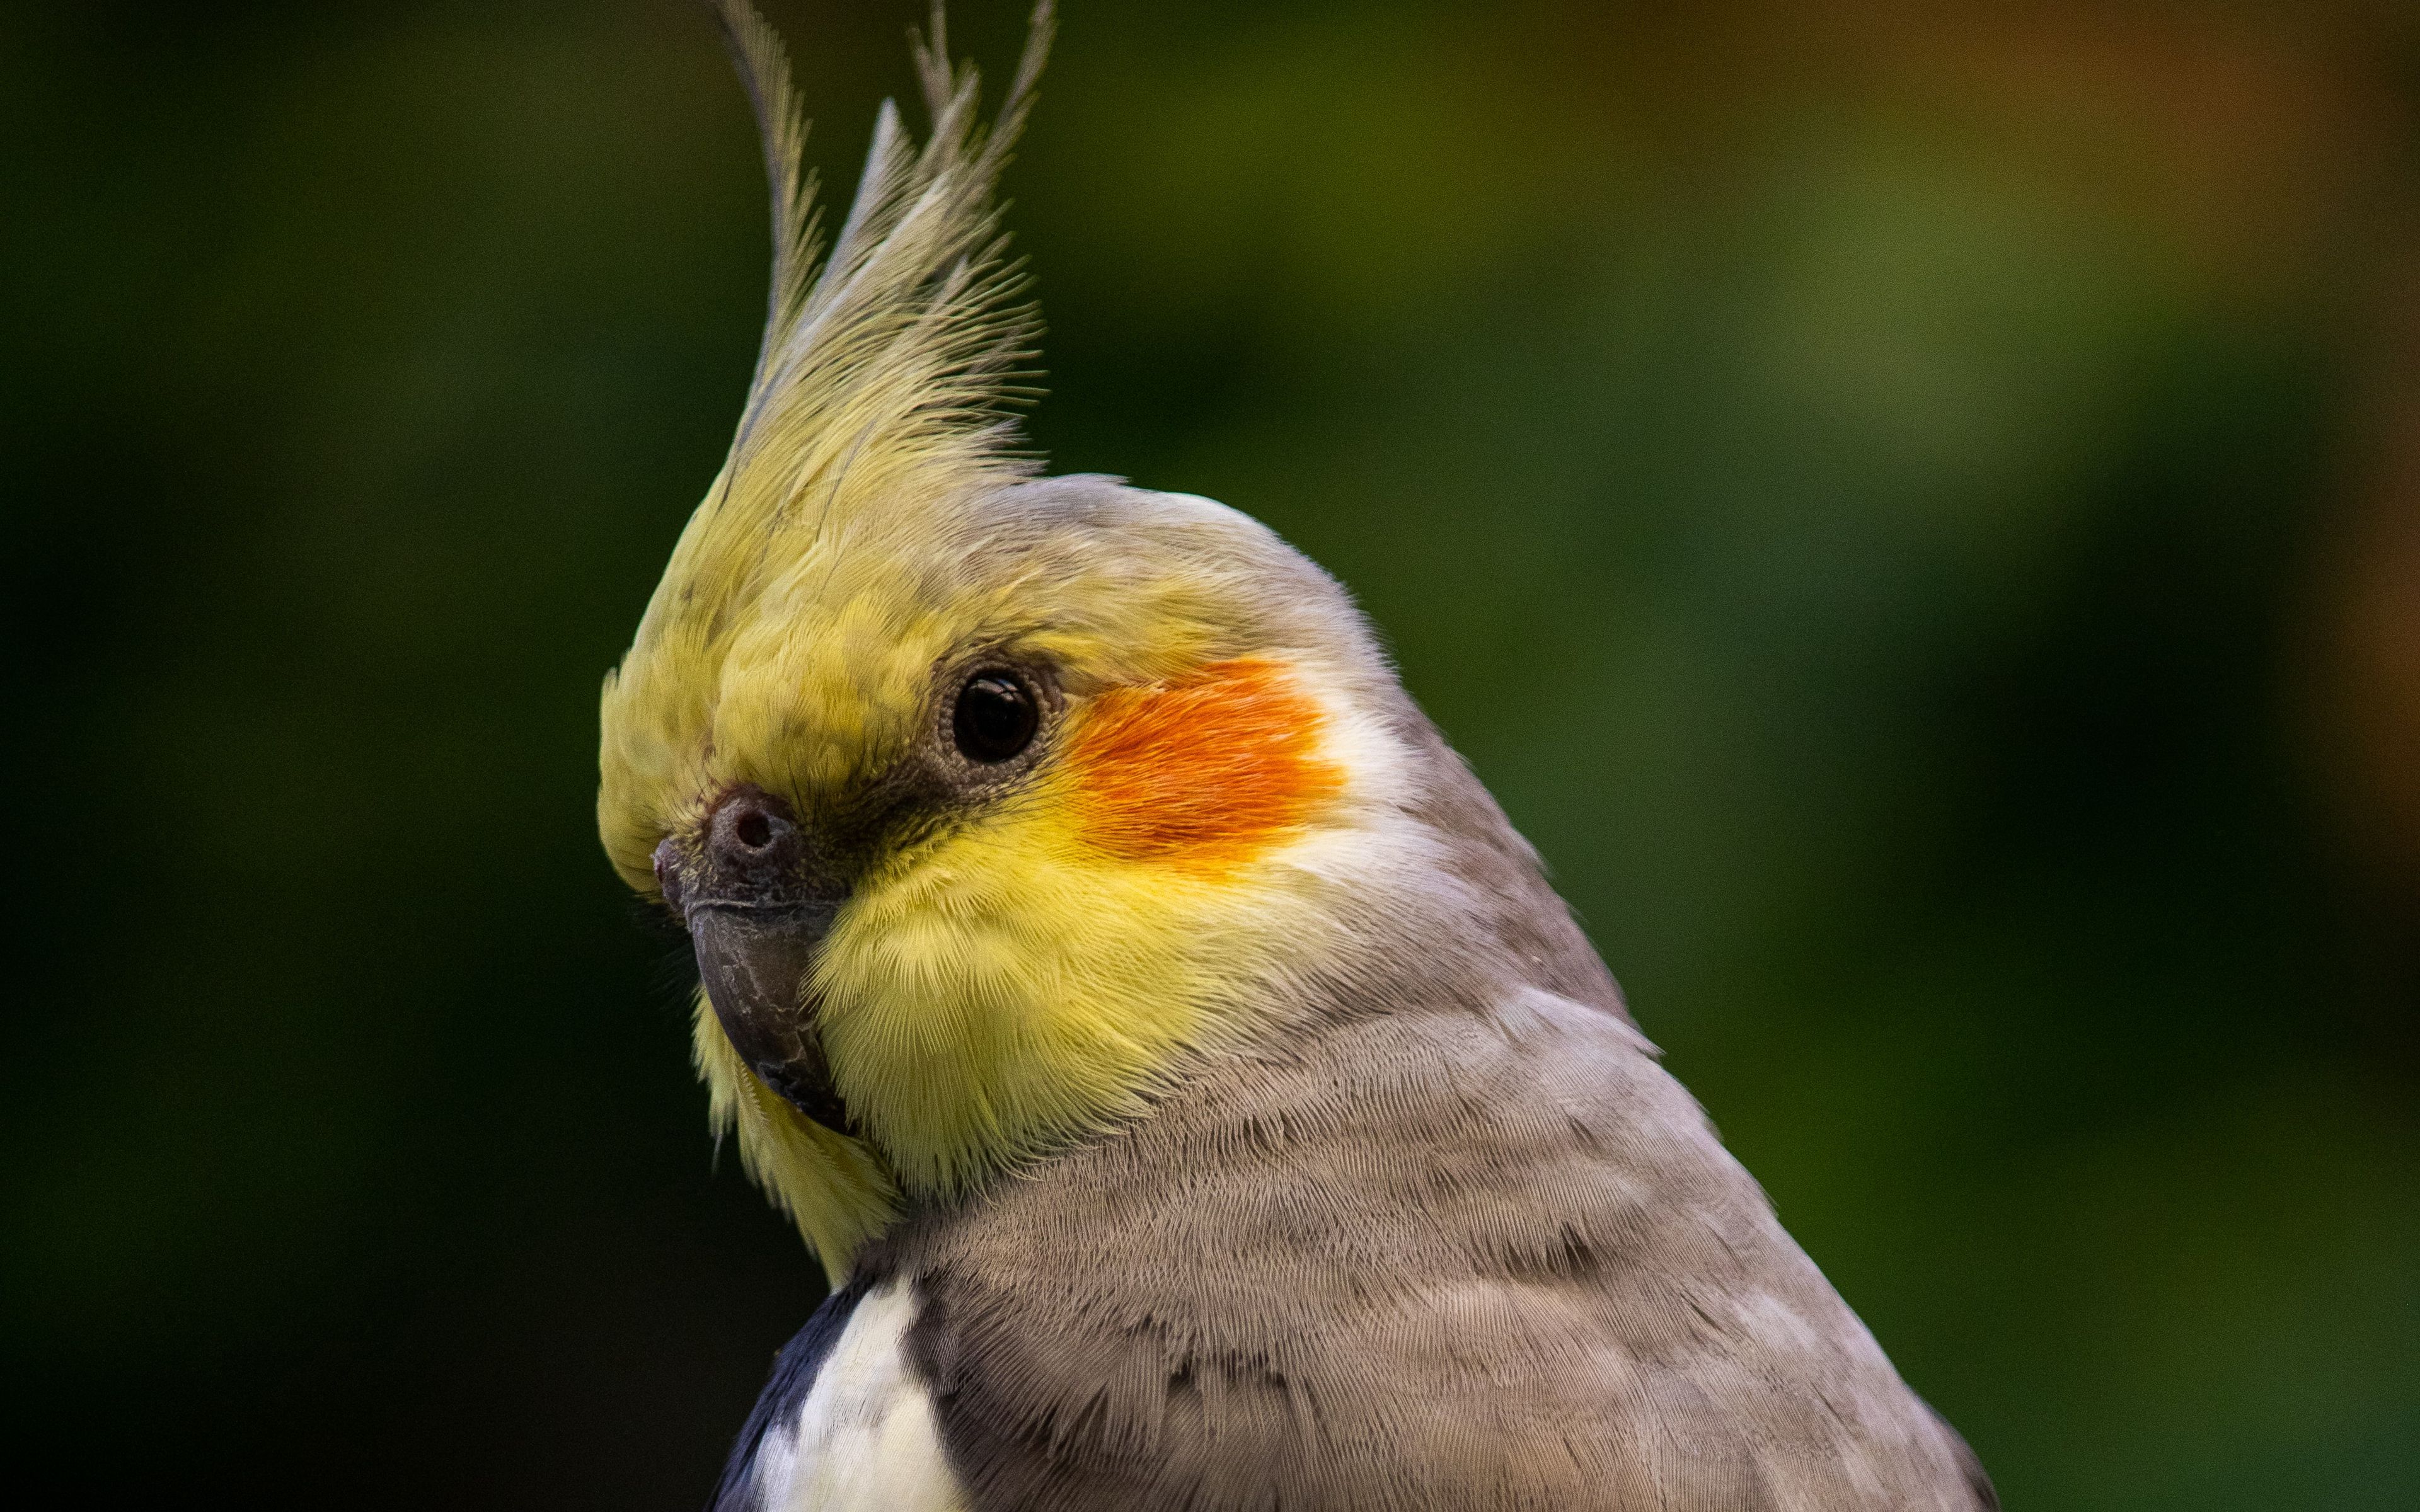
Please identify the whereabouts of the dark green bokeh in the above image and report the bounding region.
[6,1,2416,1506]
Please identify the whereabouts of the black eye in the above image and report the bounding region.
[952,670,1039,763]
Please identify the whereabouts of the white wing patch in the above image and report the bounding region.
[748,1280,967,1512]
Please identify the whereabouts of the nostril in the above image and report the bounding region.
[707,785,799,868]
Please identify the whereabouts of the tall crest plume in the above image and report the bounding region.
[649,0,1054,638]
[599,0,1054,891]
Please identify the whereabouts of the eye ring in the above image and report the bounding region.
[951,668,1041,764]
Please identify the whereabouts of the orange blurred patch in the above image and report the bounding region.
[1065,658,1345,868]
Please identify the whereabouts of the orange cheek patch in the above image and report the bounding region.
[1063,658,1345,867]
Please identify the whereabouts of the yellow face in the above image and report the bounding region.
[599,482,1400,1278]
[601,1,1423,1280]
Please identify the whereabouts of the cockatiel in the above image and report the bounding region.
[596,3,1998,1509]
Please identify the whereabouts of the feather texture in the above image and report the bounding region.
[601,0,1053,893]
[599,3,1057,1276]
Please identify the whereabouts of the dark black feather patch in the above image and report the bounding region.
[706,1274,875,1512]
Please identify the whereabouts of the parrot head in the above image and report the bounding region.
[601,2,1504,1281]
[594,21,1997,1509]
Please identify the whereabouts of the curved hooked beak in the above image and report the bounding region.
[655,786,853,1134]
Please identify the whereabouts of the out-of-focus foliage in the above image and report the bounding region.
[4,1,2416,1506]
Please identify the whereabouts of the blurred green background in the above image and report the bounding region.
[6,0,2418,1505]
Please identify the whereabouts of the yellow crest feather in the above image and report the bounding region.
[600,0,1053,888]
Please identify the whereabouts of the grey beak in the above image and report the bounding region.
[657,787,854,1134]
